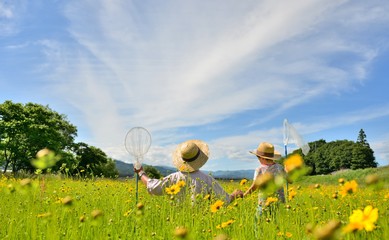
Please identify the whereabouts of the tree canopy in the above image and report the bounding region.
[290,131,377,175]
[0,100,118,178]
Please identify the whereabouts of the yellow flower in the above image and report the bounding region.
[179,164,190,172]
[344,205,379,232]
[340,180,358,197]
[288,188,297,200]
[204,194,210,200]
[165,184,181,195]
[210,200,224,213]
[37,212,51,218]
[176,180,186,188]
[173,226,188,238]
[123,210,132,217]
[61,196,73,206]
[284,154,303,173]
[240,179,248,185]
[217,219,235,229]
[385,193,389,199]
[165,186,174,195]
[338,178,345,185]
[265,197,278,206]
[285,232,293,238]
[313,220,341,240]
[170,184,181,195]
[254,172,274,189]
[91,209,103,219]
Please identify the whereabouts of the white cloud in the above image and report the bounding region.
[0,4,13,18]
[33,0,389,169]
[0,0,28,37]
[371,140,389,166]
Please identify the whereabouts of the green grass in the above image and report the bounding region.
[294,165,389,186]
[0,167,388,239]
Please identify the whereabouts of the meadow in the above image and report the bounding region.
[0,166,388,240]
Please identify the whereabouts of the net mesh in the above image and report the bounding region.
[124,127,152,162]
[284,119,310,155]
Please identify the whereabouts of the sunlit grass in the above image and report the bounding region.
[0,171,388,239]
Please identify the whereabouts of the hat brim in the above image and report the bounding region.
[249,150,281,161]
[173,140,209,172]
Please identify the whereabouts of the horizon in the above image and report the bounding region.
[1,1,389,171]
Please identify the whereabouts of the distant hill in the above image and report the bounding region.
[114,160,254,179]
[206,169,254,180]
[114,160,179,177]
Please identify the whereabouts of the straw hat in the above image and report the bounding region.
[249,142,281,161]
[173,140,209,172]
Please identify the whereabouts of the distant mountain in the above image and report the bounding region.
[114,160,253,179]
[205,170,254,180]
[115,160,135,177]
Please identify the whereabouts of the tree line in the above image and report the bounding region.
[1,100,378,178]
[0,100,118,177]
[289,129,377,175]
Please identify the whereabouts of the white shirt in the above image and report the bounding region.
[147,170,231,203]
[253,163,285,204]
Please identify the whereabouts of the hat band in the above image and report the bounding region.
[257,151,274,158]
[182,150,200,162]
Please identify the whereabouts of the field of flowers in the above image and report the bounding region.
[1,152,388,239]
[1,166,388,240]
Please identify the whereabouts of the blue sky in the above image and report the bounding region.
[1,0,388,171]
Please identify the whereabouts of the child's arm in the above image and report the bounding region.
[243,182,258,197]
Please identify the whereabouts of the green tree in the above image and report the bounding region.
[143,165,162,179]
[300,131,377,175]
[303,139,327,174]
[355,129,377,169]
[72,142,118,177]
[0,101,77,173]
[94,158,119,178]
[357,129,368,146]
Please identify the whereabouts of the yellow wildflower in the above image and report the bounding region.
[365,174,379,185]
[204,194,210,200]
[217,219,235,229]
[165,184,181,195]
[123,210,132,217]
[170,184,181,195]
[288,188,297,200]
[176,180,186,188]
[91,209,103,219]
[210,200,224,213]
[165,186,174,195]
[284,154,303,173]
[385,193,389,199]
[240,179,248,186]
[37,212,51,218]
[340,180,358,197]
[313,220,341,240]
[173,226,188,238]
[338,178,345,185]
[61,196,73,206]
[343,205,378,232]
[254,172,274,189]
[265,197,278,206]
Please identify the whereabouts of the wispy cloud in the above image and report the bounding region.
[31,0,389,168]
[371,138,389,166]
[0,0,28,37]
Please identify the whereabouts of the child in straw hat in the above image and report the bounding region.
[134,139,243,204]
[244,142,286,216]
